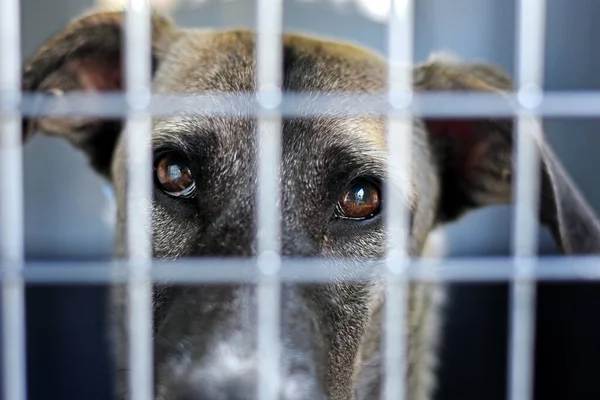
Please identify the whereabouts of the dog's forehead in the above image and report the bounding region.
[152,29,387,93]
[151,28,391,151]
[147,28,418,208]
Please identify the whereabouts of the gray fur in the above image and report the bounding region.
[21,9,600,400]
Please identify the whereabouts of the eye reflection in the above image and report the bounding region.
[154,152,197,198]
[336,179,381,220]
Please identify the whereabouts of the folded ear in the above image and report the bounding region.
[416,52,600,254]
[22,9,177,177]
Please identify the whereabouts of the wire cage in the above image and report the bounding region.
[3,0,600,400]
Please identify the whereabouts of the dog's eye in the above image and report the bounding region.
[154,152,197,198]
[336,179,381,220]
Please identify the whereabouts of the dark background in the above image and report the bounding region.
[10,0,600,399]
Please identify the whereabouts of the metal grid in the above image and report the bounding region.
[1,0,26,399]
[124,2,154,400]
[3,0,599,400]
[383,1,414,399]
[255,0,283,399]
[508,1,547,400]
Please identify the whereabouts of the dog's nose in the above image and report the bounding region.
[170,375,322,400]
[175,389,250,400]
[173,382,253,400]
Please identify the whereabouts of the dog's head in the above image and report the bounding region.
[21,10,600,400]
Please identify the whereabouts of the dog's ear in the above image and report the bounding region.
[416,53,600,254]
[21,10,177,177]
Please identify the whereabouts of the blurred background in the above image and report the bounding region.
[14,0,600,399]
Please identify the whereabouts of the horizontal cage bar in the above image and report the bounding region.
[1,256,600,284]
[11,91,600,118]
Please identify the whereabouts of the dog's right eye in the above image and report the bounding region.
[154,152,197,198]
[335,178,382,220]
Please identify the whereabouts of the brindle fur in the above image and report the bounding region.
[20,9,600,400]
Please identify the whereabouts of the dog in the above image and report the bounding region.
[20,9,600,400]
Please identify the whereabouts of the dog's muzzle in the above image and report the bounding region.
[170,370,323,400]
[154,285,327,400]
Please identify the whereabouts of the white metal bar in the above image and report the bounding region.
[0,0,27,397]
[509,0,547,399]
[384,1,415,399]
[256,0,284,399]
[20,90,600,118]
[125,2,154,400]
[4,256,600,284]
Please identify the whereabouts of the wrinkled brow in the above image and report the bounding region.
[151,114,218,151]
[314,116,418,209]
[149,112,417,208]
[150,112,255,153]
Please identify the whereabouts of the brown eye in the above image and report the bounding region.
[154,152,197,198]
[336,179,382,220]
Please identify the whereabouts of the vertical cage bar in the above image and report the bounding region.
[0,0,26,398]
[384,1,414,400]
[509,0,547,400]
[256,0,283,399]
[125,2,154,400]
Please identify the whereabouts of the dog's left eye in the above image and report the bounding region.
[154,152,197,198]
[335,179,382,220]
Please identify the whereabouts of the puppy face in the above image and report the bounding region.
[127,29,435,259]
[22,10,600,400]
[114,28,440,400]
